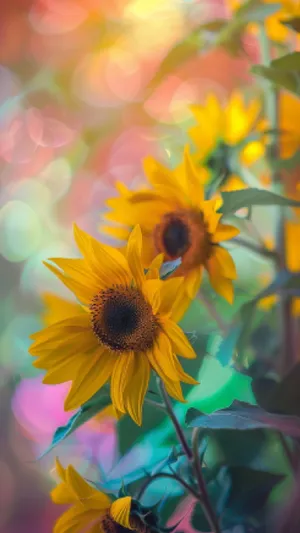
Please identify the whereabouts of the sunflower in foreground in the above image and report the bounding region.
[103,147,239,304]
[30,225,197,425]
[188,91,265,190]
[52,458,164,533]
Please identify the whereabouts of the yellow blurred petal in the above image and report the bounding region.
[240,140,265,166]
[146,253,164,280]
[285,221,300,272]
[123,354,150,426]
[213,224,240,243]
[143,155,186,197]
[208,246,237,280]
[143,279,161,314]
[64,350,115,411]
[110,497,133,529]
[163,319,196,359]
[159,277,184,316]
[101,224,129,242]
[207,270,234,304]
[183,145,204,203]
[220,174,246,192]
[185,268,203,299]
[171,288,192,323]
[126,225,145,288]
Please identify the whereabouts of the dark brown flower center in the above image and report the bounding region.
[90,285,158,352]
[101,513,150,533]
[153,209,212,272]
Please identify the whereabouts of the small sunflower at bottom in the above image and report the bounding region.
[30,224,197,425]
[51,458,169,533]
[103,147,239,304]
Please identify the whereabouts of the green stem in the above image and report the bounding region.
[192,429,221,533]
[136,471,200,500]
[233,237,278,261]
[258,26,296,374]
[158,379,221,533]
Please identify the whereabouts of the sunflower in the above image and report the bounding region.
[30,225,197,425]
[226,0,300,43]
[103,147,239,304]
[188,91,265,189]
[51,458,163,533]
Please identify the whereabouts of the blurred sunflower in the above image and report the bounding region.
[52,458,164,533]
[226,0,300,43]
[103,147,239,304]
[188,92,265,191]
[30,225,197,425]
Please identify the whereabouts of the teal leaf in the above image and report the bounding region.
[215,325,241,367]
[39,390,111,457]
[160,258,182,279]
[235,0,281,22]
[281,17,300,33]
[219,188,300,215]
[185,400,300,438]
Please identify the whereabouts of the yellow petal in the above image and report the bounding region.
[208,246,237,280]
[66,466,111,509]
[126,225,145,288]
[163,319,196,359]
[185,268,203,299]
[207,270,234,304]
[110,352,134,413]
[73,224,131,286]
[170,289,191,323]
[64,349,115,411]
[159,277,184,316]
[285,221,300,272]
[55,457,67,481]
[123,354,150,426]
[213,224,240,243]
[147,333,179,380]
[30,314,91,346]
[143,279,161,314]
[183,145,204,203]
[51,482,76,505]
[110,497,133,529]
[146,253,164,280]
[42,293,81,326]
[44,261,96,305]
[143,156,186,197]
[164,378,186,403]
[173,357,199,385]
[42,354,86,384]
[53,506,100,533]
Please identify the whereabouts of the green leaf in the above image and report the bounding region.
[252,362,300,417]
[252,53,300,95]
[281,17,300,33]
[39,389,111,457]
[271,51,300,71]
[185,400,300,438]
[219,187,300,215]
